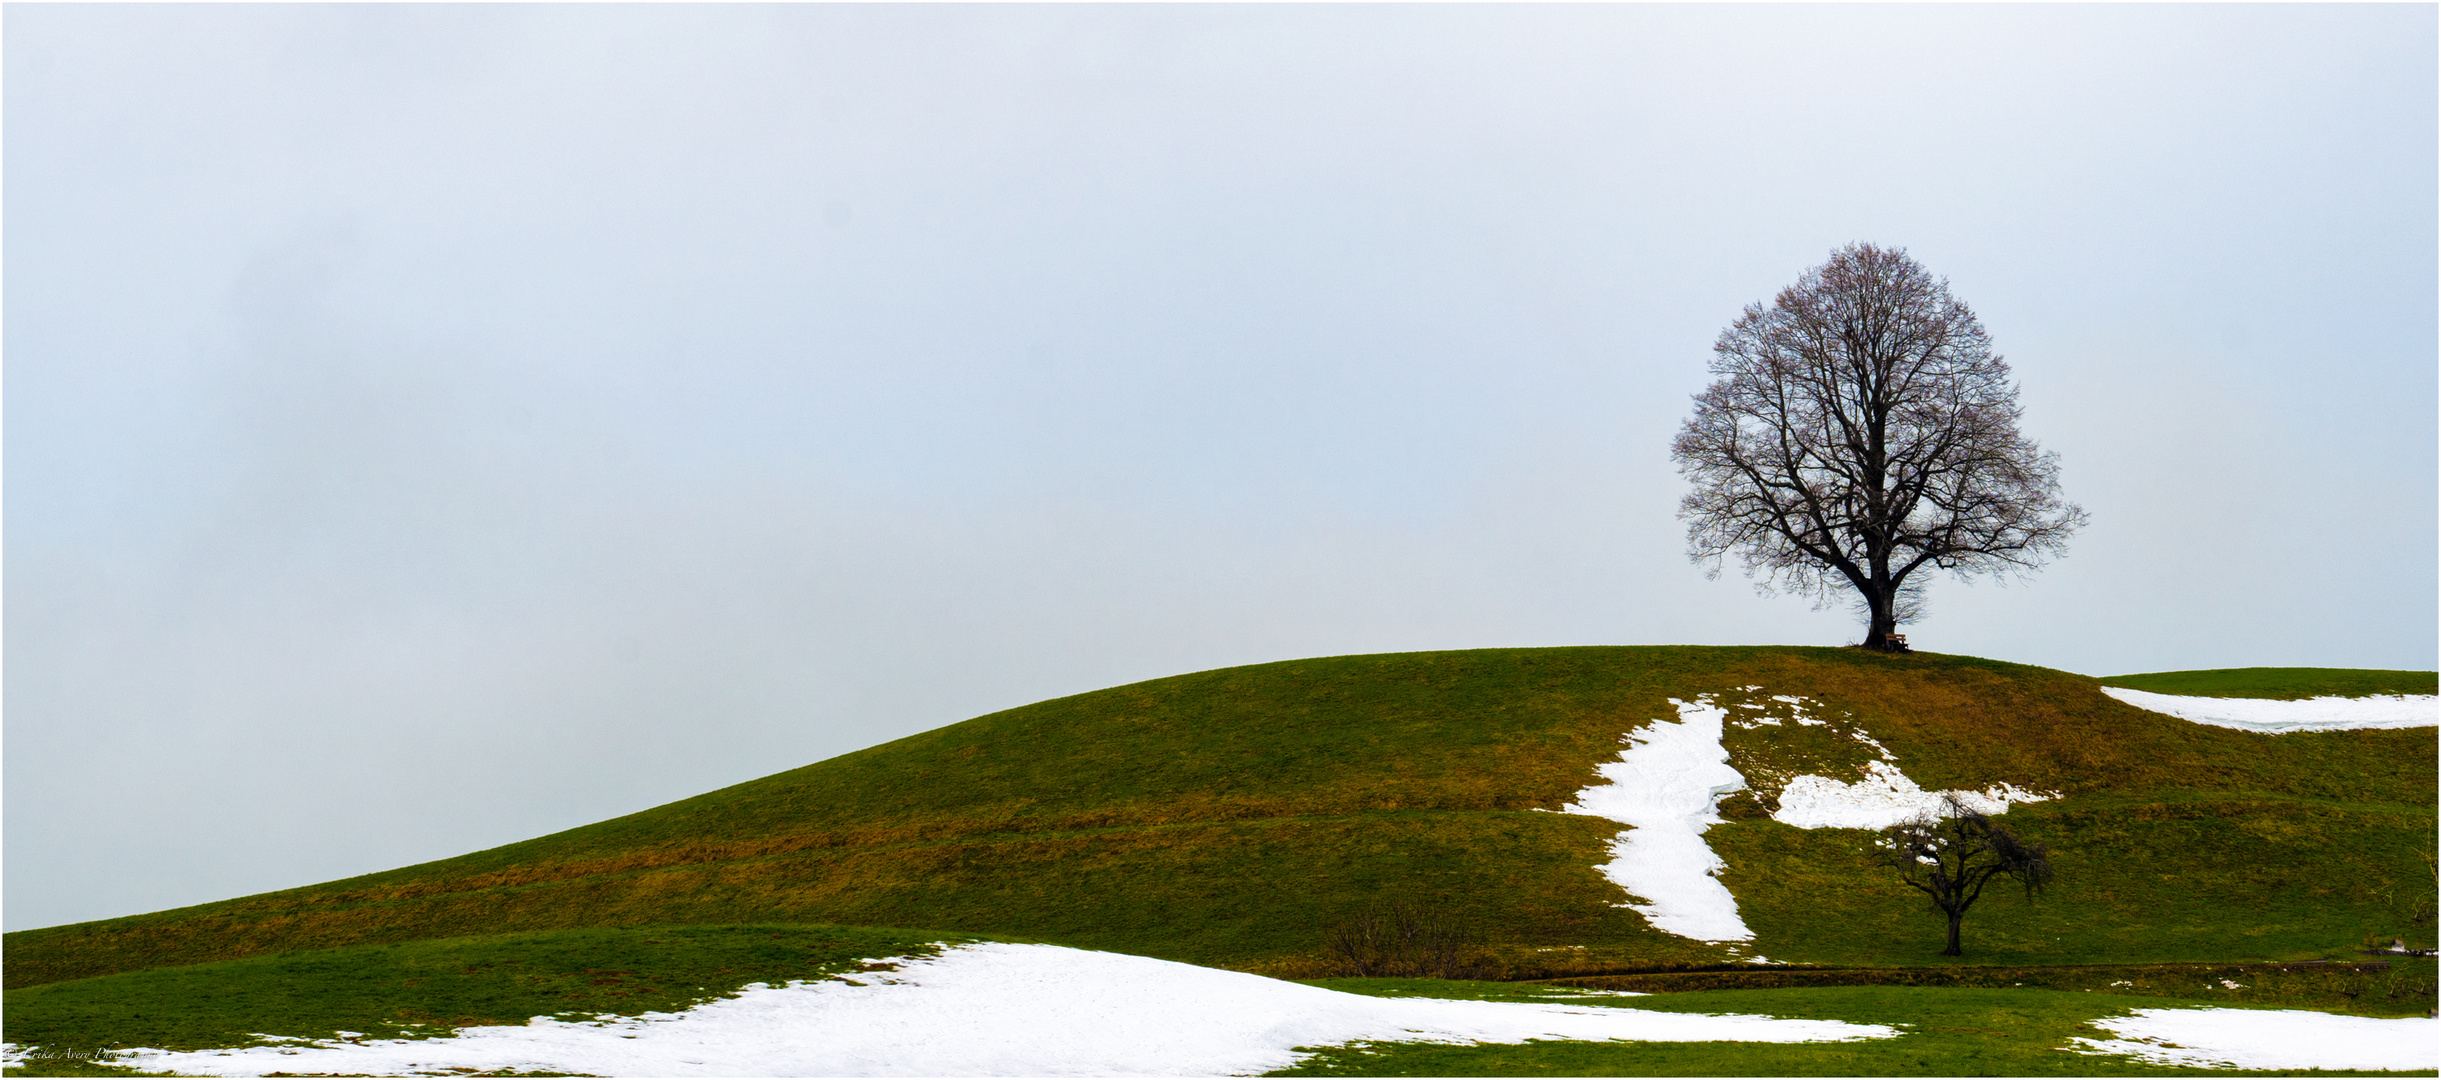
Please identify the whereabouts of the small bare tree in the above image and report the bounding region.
[1672,243,2086,651]
[1876,794,2053,956]
[1326,901,1487,979]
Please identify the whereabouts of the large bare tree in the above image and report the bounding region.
[1672,244,2086,651]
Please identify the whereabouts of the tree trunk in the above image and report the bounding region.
[1942,913,1963,956]
[1863,584,1902,652]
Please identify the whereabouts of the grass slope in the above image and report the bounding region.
[2,924,981,1059]
[1275,979,2441,1076]
[8,648,2434,995]
[6,930,2428,1077]
[8,935,2430,1077]
[2098,668,2438,700]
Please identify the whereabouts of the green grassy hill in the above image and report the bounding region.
[8,646,2434,996]
[2099,667,2438,700]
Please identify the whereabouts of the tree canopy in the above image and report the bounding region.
[1672,243,2086,650]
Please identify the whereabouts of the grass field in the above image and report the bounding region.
[6,933,2429,1077]
[1,924,981,1058]
[4,927,2430,1077]
[4,648,2433,1075]
[1275,980,2438,1076]
[2098,668,2438,700]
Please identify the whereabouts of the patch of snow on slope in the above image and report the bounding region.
[93,943,1895,1077]
[1770,696,1829,725]
[2100,687,2438,732]
[2068,1007,2438,1071]
[1560,697,1753,942]
[1773,761,2052,830]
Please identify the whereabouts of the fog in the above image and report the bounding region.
[7,5,2432,931]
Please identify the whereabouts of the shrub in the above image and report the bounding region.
[1325,901,1499,979]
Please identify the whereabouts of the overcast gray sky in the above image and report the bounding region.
[7,4,2434,933]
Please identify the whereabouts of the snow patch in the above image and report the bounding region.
[1767,694,1827,725]
[1771,761,2052,830]
[2068,1007,2438,1071]
[1561,697,1753,942]
[80,943,1895,1077]
[2100,687,2438,732]
[1559,693,2052,938]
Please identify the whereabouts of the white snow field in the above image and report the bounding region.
[89,942,1896,1078]
[1560,697,1756,941]
[2069,1006,2441,1071]
[2100,686,2438,732]
[1771,761,2051,830]
[1746,695,2051,830]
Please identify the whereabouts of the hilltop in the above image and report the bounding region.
[9,646,2431,995]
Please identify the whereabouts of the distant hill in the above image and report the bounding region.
[8,647,2433,991]
[2098,666,2437,700]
